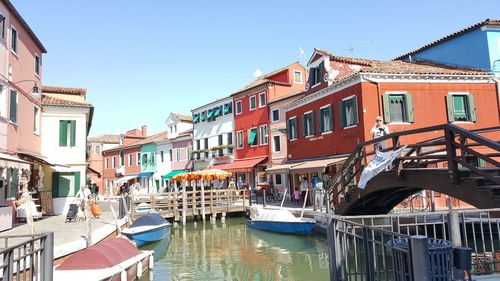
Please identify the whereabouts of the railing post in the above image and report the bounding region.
[448,211,465,280]
[249,189,252,206]
[313,189,317,211]
[444,129,460,185]
[263,189,266,208]
[410,235,431,281]
[3,247,13,281]
[42,232,54,281]
[362,228,375,281]
[327,218,340,281]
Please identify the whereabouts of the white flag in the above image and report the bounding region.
[358,146,407,189]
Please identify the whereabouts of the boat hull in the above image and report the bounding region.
[124,224,171,247]
[247,220,316,235]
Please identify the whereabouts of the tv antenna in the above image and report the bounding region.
[296,46,306,64]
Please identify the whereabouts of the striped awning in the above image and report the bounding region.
[162,170,189,180]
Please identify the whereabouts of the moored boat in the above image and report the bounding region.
[54,237,153,281]
[122,213,171,247]
[247,206,316,235]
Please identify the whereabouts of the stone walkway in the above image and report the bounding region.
[0,200,128,259]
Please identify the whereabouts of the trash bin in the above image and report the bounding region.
[389,238,455,281]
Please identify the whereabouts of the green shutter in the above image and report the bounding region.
[318,109,324,133]
[70,120,76,147]
[52,172,59,198]
[339,102,346,128]
[59,121,68,147]
[310,112,315,135]
[467,94,477,122]
[9,90,16,123]
[193,115,199,123]
[318,62,324,83]
[248,129,257,145]
[382,94,391,123]
[287,119,292,140]
[352,96,359,125]
[329,106,334,130]
[445,95,454,122]
[302,114,307,137]
[74,171,80,196]
[405,93,414,123]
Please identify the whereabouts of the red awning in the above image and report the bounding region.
[211,157,267,173]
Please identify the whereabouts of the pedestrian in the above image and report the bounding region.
[228,178,236,189]
[370,116,389,151]
[293,188,301,206]
[300,177,309,205]
[76,184,91,215]
[94,183,99,200]
[237,177,244,190]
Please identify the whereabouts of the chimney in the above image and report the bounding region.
[141,125,147,136]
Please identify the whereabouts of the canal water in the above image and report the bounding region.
[139,217,330,281]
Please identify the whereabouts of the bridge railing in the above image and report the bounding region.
[0,232,54,281]
[328,124,500,209]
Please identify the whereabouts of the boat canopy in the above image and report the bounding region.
[131,213,165,228]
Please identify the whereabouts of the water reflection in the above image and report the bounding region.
[141,217,329,281]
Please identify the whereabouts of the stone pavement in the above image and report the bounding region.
[0,200,128,259]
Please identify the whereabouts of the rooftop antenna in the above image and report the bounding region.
[359,40,374,58]
[297,46,306,64]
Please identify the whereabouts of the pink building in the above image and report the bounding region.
[171,130,193,171]
[0,0,47,225]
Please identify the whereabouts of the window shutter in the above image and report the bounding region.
[70,120,76,147]
[329,106,334,130]
[52,172,59,198]
[310,112,315,135]
[339,102,345,128]
[352,96,359,125]
[445,95,454,122]
[9,90,16,123]
[318,62,324,82]
[74,171,80,196]
[467,94,477,122]
[59,121,68,147]
[302,115,307,137]
[405,93,414,123]
[382,94,391,123]
[318,109,324,133]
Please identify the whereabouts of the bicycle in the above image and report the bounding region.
[266,189,284,202]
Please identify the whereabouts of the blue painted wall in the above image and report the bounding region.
[404,29,491,71]
[487,30,500,73]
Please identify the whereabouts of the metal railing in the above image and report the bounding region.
[0,232,54,281]
[327,217,434,281]
[339,208,500,276]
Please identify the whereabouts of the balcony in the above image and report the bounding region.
[116,166,125,175]
[211,145,234,158]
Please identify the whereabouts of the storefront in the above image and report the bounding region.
[212,157,267,191]
[162,170,189,192]
[137,172,154,193]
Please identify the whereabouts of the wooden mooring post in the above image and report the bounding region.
[182,181,187,226]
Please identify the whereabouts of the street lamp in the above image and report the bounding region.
[12,80,40,99]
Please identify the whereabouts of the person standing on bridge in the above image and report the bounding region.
[370,116,389,151]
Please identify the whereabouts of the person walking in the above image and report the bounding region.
[370,116,389,151]
[300,177,309,205]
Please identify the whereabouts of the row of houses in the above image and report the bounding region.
[96,19,500,208]
[0,0,94,225]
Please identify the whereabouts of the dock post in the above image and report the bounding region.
[182,181,187,226]
[449,211,465,280]
[201,180,206,222]
[263,189,266,207]
[410,235,431,281]
[221,212,226,223]
[42,232,54,281]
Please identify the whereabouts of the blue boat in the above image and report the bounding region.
[123,213,171,247]
[247,219,316,235]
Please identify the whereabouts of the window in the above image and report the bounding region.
[259,92,266,108]
[309,62,323,86]
[10,26,17,54]
[294,70,303,83]
[237,130,244,149]
[259,125,268,145]
[287,117,298,140]
[218,134,223,145]
[200,111,206,122]
[142,154,148,164]
[120,151,124,166]
[0,87,6,118]
[302,111,315,137]
[273,135,281,153]
[235,100,242,114]
[176,149,181,161]
[446,93,476,122]
[112,157,116,168]
[0,14,5,40]
[319,105,333,133]
[248,128,258,146]
[249,96,257,111]
[193,113,200,124]
[136,152,140,165]
[161,151,164,162]
[382,93,414,123]
[59,120,76,147]
[339,96,359,128]
[213,106,222,117]
[224,102,232,114]
[271,109,279,122]
[34,55,40,76]
[128,154,132,166]
[206,109,214,121]
[257,165,267,184]
[9,89,17,123]
[95,145,101,155]
[33,106,40,134]
[169,149,173,161]
[275,174,282,185]
[227,132,233,145]
[187,146,192,156]
[196,140,200,150]
[105,158,109,169]
[204,138,208,149]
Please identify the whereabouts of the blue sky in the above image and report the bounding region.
[11,0,500,136]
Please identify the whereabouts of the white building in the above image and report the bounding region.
[40,86,93,215]
[191,96,234,171]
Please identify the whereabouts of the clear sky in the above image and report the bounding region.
[11,0,500,137]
